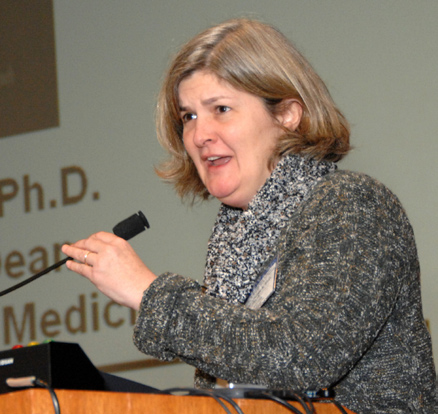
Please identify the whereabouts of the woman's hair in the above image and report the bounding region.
[155,18,350,201]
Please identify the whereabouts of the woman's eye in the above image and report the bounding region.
[181,113,197,123]
[217,105,230,113]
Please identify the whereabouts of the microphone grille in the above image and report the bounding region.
[112,211,149,240]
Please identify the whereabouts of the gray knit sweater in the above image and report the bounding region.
[133,170,437,414]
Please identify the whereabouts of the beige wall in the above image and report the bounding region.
[1,0,437,389]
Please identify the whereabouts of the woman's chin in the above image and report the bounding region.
[213,191,249,209]
[209,186,239,206]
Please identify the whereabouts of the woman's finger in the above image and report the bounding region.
[62,243,89,263]
[83,250,96,267]
[65,255,94,278]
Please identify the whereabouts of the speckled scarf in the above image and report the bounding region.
[203,154,337,305]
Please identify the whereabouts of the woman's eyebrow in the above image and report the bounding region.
[201,95,231,105]
[179,95,232,112]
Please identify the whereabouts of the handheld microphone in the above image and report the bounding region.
[112,211,149,240]
[0,211,149,297]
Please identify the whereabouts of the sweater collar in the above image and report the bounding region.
[204,154,336,305]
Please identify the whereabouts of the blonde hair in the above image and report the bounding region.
[155,18,350,201]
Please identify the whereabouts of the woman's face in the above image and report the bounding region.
[179,71,296,209]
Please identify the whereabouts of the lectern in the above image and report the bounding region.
[0,342,355,414]
[0,388,356,414]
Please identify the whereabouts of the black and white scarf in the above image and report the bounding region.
[203,154,337,305]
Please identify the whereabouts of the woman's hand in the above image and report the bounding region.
[61,232,156,310]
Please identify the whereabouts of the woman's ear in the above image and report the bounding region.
[277,99,303,131]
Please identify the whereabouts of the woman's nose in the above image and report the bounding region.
[192,117,215,147]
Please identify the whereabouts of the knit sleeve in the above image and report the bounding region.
[133,172,414,391]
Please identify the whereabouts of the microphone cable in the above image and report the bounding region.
[6,376,60,414]
[0,257,72,297]
[164,387,245,414]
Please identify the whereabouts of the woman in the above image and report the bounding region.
[62,19,436,413]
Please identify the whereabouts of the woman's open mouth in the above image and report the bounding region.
[207,156,231,166]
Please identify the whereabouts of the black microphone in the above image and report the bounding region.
[0,211,150,297]
[112,211,149,240]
